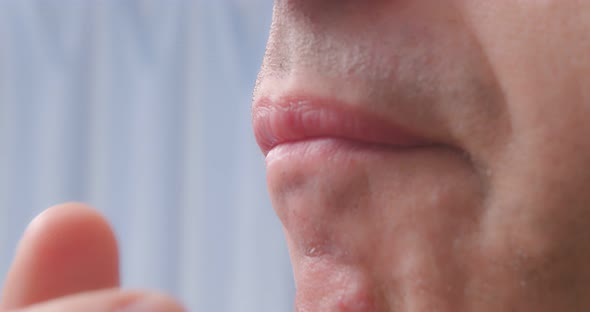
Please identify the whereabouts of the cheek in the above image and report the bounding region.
[458,0,590,198]
[459,0,590,95]
[457,0,590,296]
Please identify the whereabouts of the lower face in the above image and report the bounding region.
[253,1,590,311]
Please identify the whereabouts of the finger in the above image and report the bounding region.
[15,288,185,312]
[1,203,120,309]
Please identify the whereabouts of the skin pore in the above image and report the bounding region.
[253,1,590,311]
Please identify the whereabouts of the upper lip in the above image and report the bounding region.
[252,96,433,156]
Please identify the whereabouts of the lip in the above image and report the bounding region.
[252,96,432,157]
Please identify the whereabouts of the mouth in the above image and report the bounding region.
[252,95,436,160]
[252,94,481,311]
[251,94,450,254]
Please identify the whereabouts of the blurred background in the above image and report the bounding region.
[0,1,295,311]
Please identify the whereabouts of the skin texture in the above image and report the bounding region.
[253,0,590,311]
[3,2,590,311]
[0,203,184,312]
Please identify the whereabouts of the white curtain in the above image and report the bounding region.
[0,1,295,311]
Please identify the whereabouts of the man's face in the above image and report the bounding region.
[252,1,590,311]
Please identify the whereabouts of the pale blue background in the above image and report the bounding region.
[0,1,295,311]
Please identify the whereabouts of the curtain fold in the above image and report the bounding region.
[0,1,294,311]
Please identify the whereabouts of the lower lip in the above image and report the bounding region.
[265,137,425,167]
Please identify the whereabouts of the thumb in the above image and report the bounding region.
[1,203,120,309]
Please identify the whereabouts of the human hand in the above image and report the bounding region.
[0,203,184,312]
